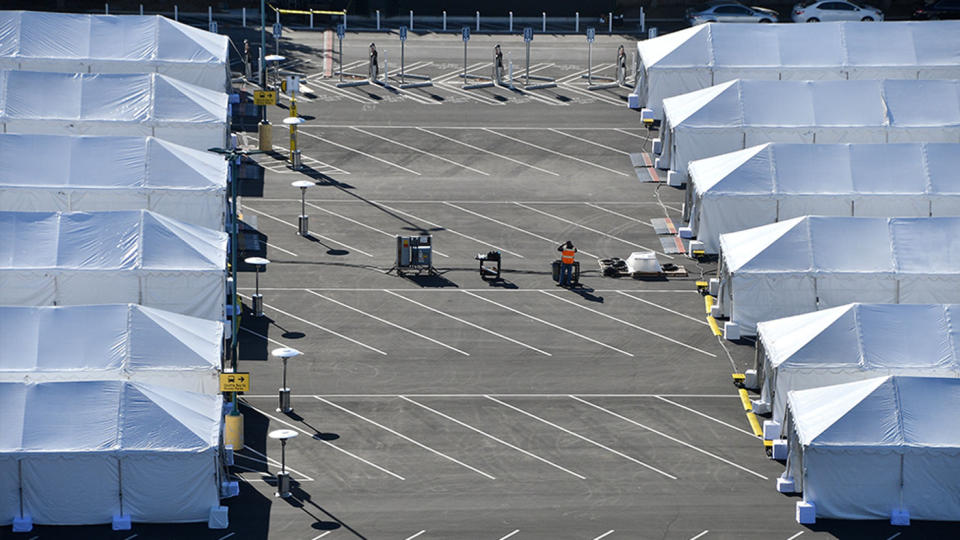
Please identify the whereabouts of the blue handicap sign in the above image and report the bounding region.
[399,25,407,41]
[523,27,533,42]
[336,24,345,40]
[273,23,282,38]
[462,26,470,42]
[586,27,595,43]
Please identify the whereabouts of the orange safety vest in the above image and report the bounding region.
[561,249,576,265]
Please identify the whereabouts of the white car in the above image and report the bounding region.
[791,1,884,22]
[686,2,780,25]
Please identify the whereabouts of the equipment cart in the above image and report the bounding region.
[476,251,501,281]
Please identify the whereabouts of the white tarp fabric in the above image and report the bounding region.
[0,210,226,320]
[756,303,960,425]
[0,70,228,150]
[0,134,227,230]
[660,79,960,183]
[0,304,222,394]
[783,376,960,521]
[0,380,222,526]
[0,11,230,91]
[716,216,960,335]
[687,142,960,253]
[637,21,960,118]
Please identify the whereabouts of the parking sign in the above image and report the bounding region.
[586,27,595,43]
[523,27,533,42]
[273,22,282,38]
[336,23,345,40]
[462,26,470,42]
[399,25,407,42]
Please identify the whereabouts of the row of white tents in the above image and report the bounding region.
[636,21,960,525]
[0,10,234,532]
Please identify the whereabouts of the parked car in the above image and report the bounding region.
[686,2,780,25]
[791,1,884,22]
[913,0,960,19]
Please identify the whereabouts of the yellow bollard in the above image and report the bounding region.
[258,120,272,151]
[224,412,244,450]
[288,97,298,162]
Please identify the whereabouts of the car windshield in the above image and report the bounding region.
[693,3,714,11]
[798,0,817,6]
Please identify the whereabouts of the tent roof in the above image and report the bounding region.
[0,134,226,190]
[0,304,221,373]
[0,70,227,125]
[758,303,960,373]
[0,11,227,67]
[639,21,960,70]
[690,142,960,197]
[789,376,960,448]
[0,380,220,452]
[662,78,960,129]
[0,210,226,271]
[720,216,960,275]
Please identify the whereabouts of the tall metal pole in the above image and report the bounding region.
[588,41,592,86]
[260,0,266,121]
[525,41,530,86]
[401,39,405,85]
[230,157,239,414]
[463,40,467,83]
[338,36,343,83]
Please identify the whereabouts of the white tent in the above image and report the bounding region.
[686,142,960,253]
[716,216,960,335]
[0,70,228,150]
[636,21,960,119]
[0,210,226,320]
[755,303,960,426]
[0,304,222,394]
[0,11,230,91]
[659,79,960,184]
[0,134,227,230]
[0,380,225,526]
[782,376,960,521]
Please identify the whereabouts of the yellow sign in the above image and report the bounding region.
[253,90,276,106]
[220,372,250,392]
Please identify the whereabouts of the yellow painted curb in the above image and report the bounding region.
[746,412,763,438]
[738,388,752,411]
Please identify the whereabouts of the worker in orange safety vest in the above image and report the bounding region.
[557,240,577,287]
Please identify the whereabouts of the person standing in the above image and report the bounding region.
[617,44,627,85]
[369,43,379,81]
[243,39,252,81]
[494,44,504,83]
[557,241,577,287]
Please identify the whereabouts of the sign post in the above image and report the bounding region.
[462,26,470,85]
[399,25,407,85]
[337,23,345,83]
[523,27,533,87]
[586,27,595,86]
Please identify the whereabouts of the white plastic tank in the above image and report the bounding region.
[626,251,661,274]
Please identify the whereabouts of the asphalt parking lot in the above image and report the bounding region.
[26,25,960,540]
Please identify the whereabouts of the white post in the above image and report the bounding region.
[476,11,480,31]
[608,12,613,33]
[409,10,414,30]
[242,7,246,27]
[105,3,109,14]
[376,10,380,30]
[442,11,447,31]
[542,12,546,32]
[139,4,143,15]
[310,12,313,28]
[276,10,279,24]
[509,12,513,32]
[343,12,347,30]
[174,5,178,21]
[640,8,645,33]
[209,6,213,27]
[575,12,579,32]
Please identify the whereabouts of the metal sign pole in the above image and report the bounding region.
[588,40,592,86]
[338,36,343,82]
[525,41,530,87]
[401,39,405,85]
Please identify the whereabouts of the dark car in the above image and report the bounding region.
[913,0,960,19]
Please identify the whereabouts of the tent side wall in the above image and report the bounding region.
[122,450,219,523]
[803,448,901,520]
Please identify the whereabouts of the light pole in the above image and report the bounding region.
[268,429,298,498]
[244,257,270,317]
[283,116,305,170]
[272,346,301,413]
[292,180,313,236]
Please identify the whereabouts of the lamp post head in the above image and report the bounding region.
[292,180,313,190]
[271,347,302,359]
[244,257,271,267]
[268,429,299,441]
[283,117,306,126]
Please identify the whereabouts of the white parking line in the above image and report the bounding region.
[540,291,715,357]
[442,202,599,260]
[400,396,586,480]
[594,531,616,540]
[498,531,520,540]
[123,535,139,540]
[299,129,422,176]
[462,291,634,357]
[885,533,901,540]
[613,128,652,141]
[242,295,387,355]
[405,531,426,540]
[434,62,488,84]
[264,241,298,257]
[786,532,804,540]
[241,400,406,480]
[560,81,626,107]
[415,128,559,176]
[569,396,769,480]
[436,81,507,106]
[243,205,374,257]
[272,144,349,175]
[584,203,653,227]
[312,532,332,539]
[690,531,709,540]
[548,129,630,155]
[615,291,709,327]
[311,79,375,104]
[385,290,551,356]
[217,533,236,540]
[483,129,630,177]
[351,127,490,176]
[375,202,524,258]
[305,290,470,356]
[655,396,757,438]
[314,396,495,479]
[513,202,672,259]
[485,396,677,480]
[245,393,742,398]
[305,201,449,258]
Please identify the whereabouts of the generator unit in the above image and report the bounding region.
[394,235,434,275]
